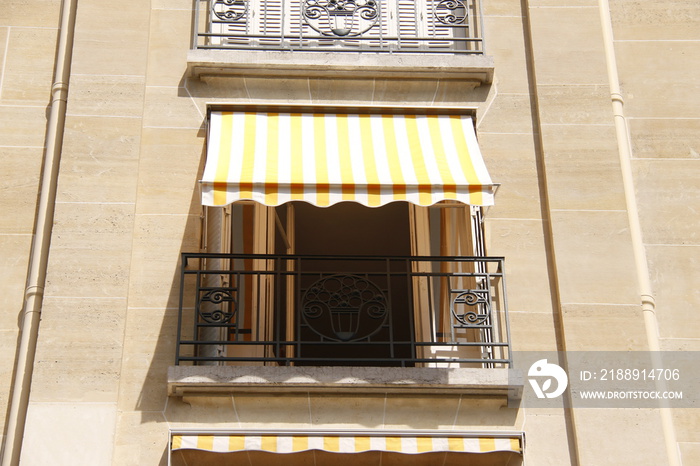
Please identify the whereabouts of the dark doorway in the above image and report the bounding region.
[276,202,415,366]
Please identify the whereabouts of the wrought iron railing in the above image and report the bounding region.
[176,253,511,367]
[192,0,484,53]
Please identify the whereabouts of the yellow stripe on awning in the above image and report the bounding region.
[202,111,496,208]
[171,434,522,454]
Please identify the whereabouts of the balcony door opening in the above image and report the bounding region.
[275,201,415,366]
[190,200,507,368]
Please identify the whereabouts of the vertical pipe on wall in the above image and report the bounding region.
[0,0,78,464]
[597,1,681,465]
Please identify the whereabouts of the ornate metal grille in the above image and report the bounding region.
[198,288,237,324]
[212,0,247,22]
[176,253,511,367]
[195,0,484,53]
[303,1,380,37]
[301,274,389,342]
[434,0,469,26]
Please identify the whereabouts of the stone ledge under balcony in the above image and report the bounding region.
[186,49,495,83]
[168,365,523,398]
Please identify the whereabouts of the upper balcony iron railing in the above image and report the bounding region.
[192,0,484,54]
[176,253,511,367]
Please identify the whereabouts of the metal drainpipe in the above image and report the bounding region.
[1,0,77,464]
[597,1,681,465]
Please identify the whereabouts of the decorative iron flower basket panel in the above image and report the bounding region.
[303,0,380,37]
[301,274,389,342]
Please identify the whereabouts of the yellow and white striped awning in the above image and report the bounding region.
[202,111,495,208]
[171,433,522,455]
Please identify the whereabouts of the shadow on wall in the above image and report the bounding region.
[128,120,206,465]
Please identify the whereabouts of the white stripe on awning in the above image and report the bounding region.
[171,434,522,454]
[202,111,496,208]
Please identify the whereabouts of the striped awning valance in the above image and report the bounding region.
[202,111,495,208]
[171,433,522,455]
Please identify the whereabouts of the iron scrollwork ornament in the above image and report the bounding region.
[198,289,237,323]
[434,0,468,26]
[303,0,380,37]
[301,274,388,342]
[451,289,490,327]
[212,0,248,22]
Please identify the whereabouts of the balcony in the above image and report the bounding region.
[176,253,511,366]
[169,253,518,396]
[195,0,484,53]
[187,0,494,82]
[176,253,512,366]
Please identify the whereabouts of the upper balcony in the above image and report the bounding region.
[187,0,494,83]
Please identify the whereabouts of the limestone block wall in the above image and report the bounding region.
[0,0,62,455]
[611,0,700,462]
[514,0,668,464]
[17,0,154,463]
[479,2,573,463]
[2,0,695,465]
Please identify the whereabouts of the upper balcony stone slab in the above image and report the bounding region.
[186,49,494,84]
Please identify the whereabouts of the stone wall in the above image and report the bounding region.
[612,0,700,462]
[0,0,62,456]
[1,0,697,464]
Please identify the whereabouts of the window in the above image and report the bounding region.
[181,201,509,367]
[174,110,510,368]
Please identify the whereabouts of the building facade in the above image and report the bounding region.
[1,0,698,464]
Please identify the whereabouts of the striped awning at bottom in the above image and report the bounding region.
[171,434,522,455]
